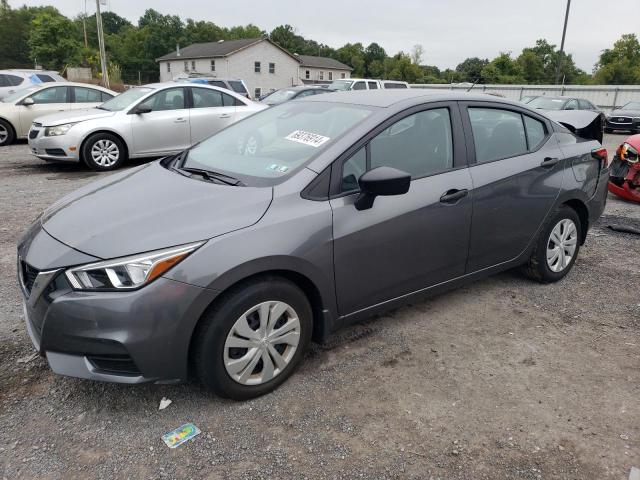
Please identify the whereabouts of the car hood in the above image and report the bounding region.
[36,108,116,126]
[609,109,640,117]
[40,161,273,259]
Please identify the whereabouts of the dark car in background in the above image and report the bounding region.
[259,85,334,105]
[605,101,640,133]
[17,90,609,400]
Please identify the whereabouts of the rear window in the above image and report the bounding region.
[208,80,227,88]
[384,82,407,89]
[36,74,55,82]
[228,81,247,94]
[528,97,567,110]
[0,74,23,87]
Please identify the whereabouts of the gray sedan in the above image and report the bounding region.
[28,82,265,170]
[18,90,609,399]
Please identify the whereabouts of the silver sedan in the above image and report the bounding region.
[28,82,266,170]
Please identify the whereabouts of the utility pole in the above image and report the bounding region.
[82,0,88,48]
[95,0,109,88]
[555,0,571,85]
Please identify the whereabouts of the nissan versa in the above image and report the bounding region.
[17,90,609,400]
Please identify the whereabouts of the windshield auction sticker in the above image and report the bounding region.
[285,130,330,148]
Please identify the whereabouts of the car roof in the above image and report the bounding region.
[302,89,526,108]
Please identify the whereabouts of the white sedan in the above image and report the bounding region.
[0,82,116,146]
[29,82,266,171]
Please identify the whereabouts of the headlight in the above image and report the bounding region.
[44,123,77,137]
[65,242,204,291]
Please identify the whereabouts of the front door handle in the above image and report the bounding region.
[540,157,559,168]
[219,113,231,119]
[440,189,469,204]
[174,117,187,123]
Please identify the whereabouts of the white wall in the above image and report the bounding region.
[300,67,350,83]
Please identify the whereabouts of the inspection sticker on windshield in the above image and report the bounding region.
[285,130,330,148]
[162,423,201,449]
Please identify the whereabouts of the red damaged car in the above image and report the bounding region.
[609,134,640,203]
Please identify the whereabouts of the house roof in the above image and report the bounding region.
[296,55,353,71]
[156,38,265,61]
[156,39,353,71]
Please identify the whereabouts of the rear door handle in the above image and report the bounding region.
[440,189,469,204]
[540,157,559,168]
[174,117,187,123]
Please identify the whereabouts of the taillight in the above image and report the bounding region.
[591,147,608,167]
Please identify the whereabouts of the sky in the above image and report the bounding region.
[8,0,637,72]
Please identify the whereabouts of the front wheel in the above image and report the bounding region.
[0,119,15,146]
[193,277,313,400]
[81,133,127,171]
[522,206,581,283]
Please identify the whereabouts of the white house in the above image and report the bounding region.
[156,38,352,99]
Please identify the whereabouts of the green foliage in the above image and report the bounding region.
[28,8,83,70]
[593,34,640,84]
[455,57,488,83]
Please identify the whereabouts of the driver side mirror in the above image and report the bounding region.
[22,97,34,106]
[354,166,411,211]
[132,105,152,114]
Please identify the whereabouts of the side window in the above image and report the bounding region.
[29,86,68,104]
[564,99,578,110]
[101,92,114,101]
[191,88,223,108]
[352,81,366,90]
[36,74,55,82]
[341,147,367,192]
[0,75,7,87]
[222,92,236,107]
[523,115,546,150]
[370,108,453,178]
[73,87,103,103]
[469,108,527,163]
[138,87,185,111]
[6,74,24,86]
[578,99,594,110]
[208,80,226,88]
[368,81,378,90]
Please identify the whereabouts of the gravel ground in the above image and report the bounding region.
[0,134,638,480]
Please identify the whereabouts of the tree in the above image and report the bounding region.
[364,42,386,76]
[183,19,226,44]
[481,52,523,84]
[410,44,424,65]
[593,34,640,84]
[336,43,366,77]
[455,57,488,83]
[28,8,82,70]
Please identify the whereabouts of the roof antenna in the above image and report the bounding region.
[467,78,480,92]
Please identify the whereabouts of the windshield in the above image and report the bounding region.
[183,101,374,186]
[99,87,152,111]
[262,89,298,105]
[1,86,40,103]
[527,97,567,110]
[328,80,353,91]
[228,80,247,94]
[621,102,640,110]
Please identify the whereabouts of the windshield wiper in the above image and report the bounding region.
[179,166,245,186]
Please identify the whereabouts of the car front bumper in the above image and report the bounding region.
[28,124,81,162]
[18,225,217,384]
[605,117,640,132]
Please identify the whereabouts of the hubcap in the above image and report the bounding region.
[90,139,119,167]
[546,218,577,273]
[0,124,8,143]
[223,301,300,385]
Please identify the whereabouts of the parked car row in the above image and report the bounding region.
[0,69,66,100]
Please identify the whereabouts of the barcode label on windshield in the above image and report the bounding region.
[285,130,330,148]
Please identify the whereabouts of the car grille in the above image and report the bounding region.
[87,355,141,376]
[611,116,632,124]
[21,261,40,294]
[45,148,65,156]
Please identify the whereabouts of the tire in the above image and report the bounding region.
[0,119,15,146]
[604,127,612,134]
[193,277,313,400]
[81,133,127,171]
[522,205,582,283]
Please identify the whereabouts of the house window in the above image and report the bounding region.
[210,60,215,72]
[269,62,275,74]
[255,62,261,73]
[184,61,188,71]
[319,71,324,80]
[341,72,346,79]
[167,63,171,73]
[305,70,310,79]
[254,87,261,98]
[191,60,196,71]
[328,72,333,80]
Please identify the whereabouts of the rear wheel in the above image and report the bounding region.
[81,133,127,171]
[0,119,15,146]
[523,205,581,283]
[193,277,312,400]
